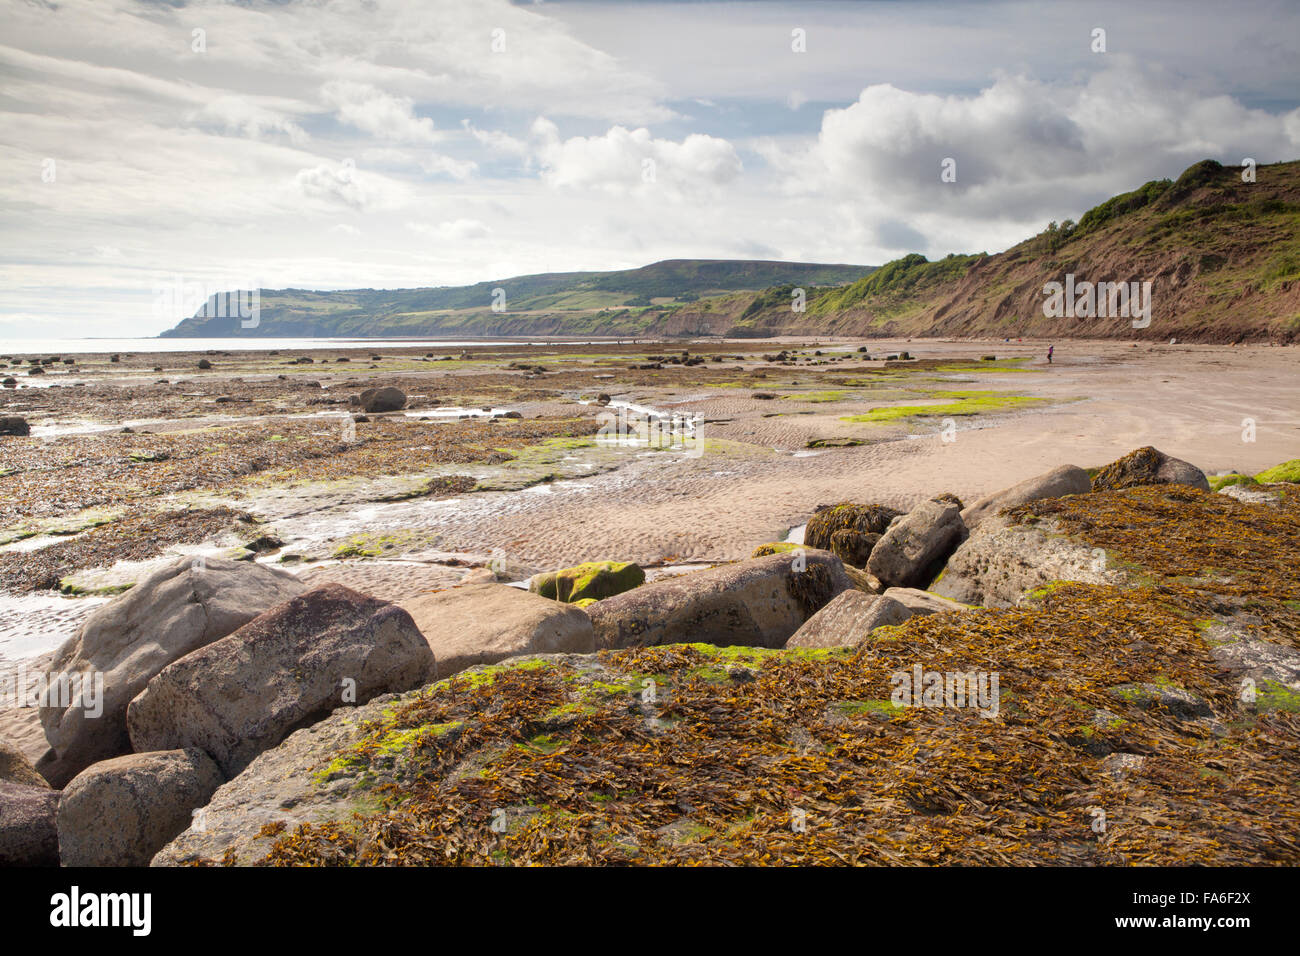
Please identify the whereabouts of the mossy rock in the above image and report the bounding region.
[1209,473,1257,492]
[530,561,645,603]
[751,541,802,557]
[1255,459,1300,484]
[804,502,901,551]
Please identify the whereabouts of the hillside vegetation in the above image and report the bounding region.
[161,260,871,339]
[673,159,1300,343]
[163,159,1300,343]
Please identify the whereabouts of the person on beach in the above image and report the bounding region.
[1047,345,1054,364]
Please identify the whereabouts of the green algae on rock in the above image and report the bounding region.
[530,561,646,603]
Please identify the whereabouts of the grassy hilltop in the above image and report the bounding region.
[161,260,873,339]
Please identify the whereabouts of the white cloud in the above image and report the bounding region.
[322,80,440,145]
[768,62,1300,229]
[408,219,492,241]
[294,162,375,211]
[532,120,742,198]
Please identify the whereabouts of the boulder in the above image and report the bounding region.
[0,737,48,788]
[803,503,902,550]
[0,416,30,436]
[961,464,1091,528]
[933,514,1126,608]
[866,497,967,588]
[400,583,595,679]
[126,584,435,778]
[359,386,406,413]
[881,587,971,616]
[0,781,60,865]
[785,590,911,648]
[1091,446,1210,492]
[529,561,645,603]
[787,585,970,650]
[586,550,855,650]
[37,556,307,788]
[57,749,224,867]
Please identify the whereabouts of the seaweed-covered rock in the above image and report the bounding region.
[0,781,59,865]
[57,749,224,866]
[37,556,307,789]
[1108,683,1212,721]
[866,498,966,589]
[126,585,435,778]
[0,416,30,436]
[829,529,879,568]
[803,503,902,551]
[359,386,406,413]
[530,561,645,603]
[401,583,594,678]
[1091,446,1209,492]
[586,550,855,650]
[961,464,1091,529]
[151,687,414,866]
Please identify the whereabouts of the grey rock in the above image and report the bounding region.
[400,583,594,679]
[57,749,224,866]
[358,386,406,413]
[866,498,966,589]
[880,587,971,616]
[37,556,307,788]
[587,550,854,650]
[786,590,911,649]
[933,515,1125,608]
[0,781,59,865]
[961,464,1091,529]
[127,584,435,778]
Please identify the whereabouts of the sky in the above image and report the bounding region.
[1,0,1298,337]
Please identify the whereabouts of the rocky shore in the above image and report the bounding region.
[3,442,1297,866]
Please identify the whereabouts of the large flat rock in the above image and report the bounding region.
[400,583,595,678]
[586,550,855,650]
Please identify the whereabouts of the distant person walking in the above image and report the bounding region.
[1047,345,1054,365]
